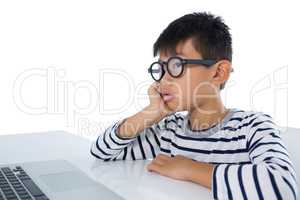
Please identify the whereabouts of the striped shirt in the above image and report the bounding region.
[90,108,299,199]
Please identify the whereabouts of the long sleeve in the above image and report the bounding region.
[90,117,167,161]
[212,113,299,200]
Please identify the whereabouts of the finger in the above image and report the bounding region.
[161,105,173,116]
[148,83,161,97]
[151,82,160,91]
[153,81,159,89]
[147,162,162,173]
[155,154,171,161]
[151,158,165,166]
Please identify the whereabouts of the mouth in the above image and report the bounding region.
[160,93,175,102]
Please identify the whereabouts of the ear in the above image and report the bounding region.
[212,60,232,86]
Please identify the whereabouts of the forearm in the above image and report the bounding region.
[117,105,163,139]
[187,161,214,189]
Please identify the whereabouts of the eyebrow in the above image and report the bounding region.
[158,54,187,62]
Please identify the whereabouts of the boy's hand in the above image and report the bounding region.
[147,82,173,120]
[147,154,214,189]
[117,82,174,139]
[147,154,192,180]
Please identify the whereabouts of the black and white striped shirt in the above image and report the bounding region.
[90,108,298,199]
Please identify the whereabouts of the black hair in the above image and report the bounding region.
[153,12,232,90]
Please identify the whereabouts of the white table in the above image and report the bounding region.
[0,131,211,200]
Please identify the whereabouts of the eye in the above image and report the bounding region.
[168,58,183,77]
[150,62,163,81]
[175,62,182,68]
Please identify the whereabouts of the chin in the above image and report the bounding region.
[166,100,184,112]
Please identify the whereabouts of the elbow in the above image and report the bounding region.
[271,170,299,199]
[278,179,298,199]
[90,142,111,162]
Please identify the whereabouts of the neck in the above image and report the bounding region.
[188,98,229,131]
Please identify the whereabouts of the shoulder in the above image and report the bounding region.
[221,109,280,147]
[226,108,275,128]
[243,110,279,136]
[230,109,280,141]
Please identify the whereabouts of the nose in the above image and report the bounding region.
[160,66,173,83]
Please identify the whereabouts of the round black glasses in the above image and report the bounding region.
[148,56,219,81]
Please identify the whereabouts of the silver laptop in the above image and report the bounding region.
[0,160,124,200]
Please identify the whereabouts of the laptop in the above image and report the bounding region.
[0,159,125,200]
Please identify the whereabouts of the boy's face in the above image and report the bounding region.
[158,38,222,112]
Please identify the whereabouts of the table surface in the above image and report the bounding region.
[0,131,211,200]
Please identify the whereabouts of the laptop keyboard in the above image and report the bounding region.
[0,166,49,200]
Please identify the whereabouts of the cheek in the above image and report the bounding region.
[189,70,215,96]
[169,69,213,109]
[179,75,211,107]
[171,78,194,109]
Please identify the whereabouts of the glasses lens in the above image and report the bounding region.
[168,57,183,77]
[150,62,163,81]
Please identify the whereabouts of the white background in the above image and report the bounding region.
[0,0,299,138]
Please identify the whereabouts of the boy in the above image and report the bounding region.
[91,12,298,199]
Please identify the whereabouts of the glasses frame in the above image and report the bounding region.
[148,56,221,82]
